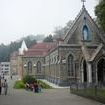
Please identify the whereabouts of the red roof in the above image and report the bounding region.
[31,42,55,49]
[24,42,57,57]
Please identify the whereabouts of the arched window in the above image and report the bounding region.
[82,25,90,41]
[28,61,32,73]
[83,60,87,82]
[68,54,74,76]
[37,61,41,73]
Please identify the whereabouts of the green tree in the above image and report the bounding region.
[95,0,105,32]
[0,35,37,62]
[53,20,73,40]
[23,36,37,48]
[43,34,53,42]
[0,44,9,62]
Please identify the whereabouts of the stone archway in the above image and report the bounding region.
[97,58,105,84]
[83,60,87,82]
[81,59,87,83]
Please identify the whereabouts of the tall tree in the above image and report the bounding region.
[43,34,53,42]
[23,36,37,48]
[53,20,73,40]
[95,0,105,32]
[0,35,37,62]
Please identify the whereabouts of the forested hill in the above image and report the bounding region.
[0,19,74,62]
[0,35,45,62]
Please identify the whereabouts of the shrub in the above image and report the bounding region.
[14,80,25,89]
[22,75,36,84]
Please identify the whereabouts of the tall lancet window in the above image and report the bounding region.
[28,61,32,73]
[82,25,90,41]
[37,61,41,73]
[68,54,74,76]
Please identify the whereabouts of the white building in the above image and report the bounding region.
[0,62,10,76]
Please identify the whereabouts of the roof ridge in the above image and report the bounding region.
[89,44,103,61]
[64,6,86,40]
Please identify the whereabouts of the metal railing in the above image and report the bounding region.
[70,82,105,104]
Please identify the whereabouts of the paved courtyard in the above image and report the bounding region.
[0,76,104,105]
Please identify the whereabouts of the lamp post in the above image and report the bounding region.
[24,64,28,75]
[33,64,36,67]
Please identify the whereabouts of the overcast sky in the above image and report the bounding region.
[0,0,98,45]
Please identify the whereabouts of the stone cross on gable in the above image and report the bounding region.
[81,0,86,6]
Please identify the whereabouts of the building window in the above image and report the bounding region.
[28,61,32,73]
[37,61,41,73]
[68,54,74,76]
[82,25,90,41]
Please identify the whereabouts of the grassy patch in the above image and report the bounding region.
[14,80,25,89]
[13,77,52,89]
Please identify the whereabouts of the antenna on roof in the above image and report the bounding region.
[81,0,86,7]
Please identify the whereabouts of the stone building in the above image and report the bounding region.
[11,5,105,86]
[10,51,19,75]
[10,40,28,78]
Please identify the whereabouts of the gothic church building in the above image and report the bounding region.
[16,6,105,86]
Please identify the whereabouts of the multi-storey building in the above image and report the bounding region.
[0,62,10,76]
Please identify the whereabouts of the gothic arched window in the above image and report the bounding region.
[68,54,74,76]
[82,25,90,41]
[28,61,32,73]
[37,61,41,73]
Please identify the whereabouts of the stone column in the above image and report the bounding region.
[81,61,84,83]
[87,62,92,83]
[96,66,98,84]
[81,69,84,83]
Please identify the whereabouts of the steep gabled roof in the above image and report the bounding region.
[89,44,103,61]
[64,6,86,41]
[64,5,105,43]
[19,40,28,55]
[81,43,103,62]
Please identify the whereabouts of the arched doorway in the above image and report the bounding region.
[83,60,87,82]
[97,58,105,84]
[81,59,87,83]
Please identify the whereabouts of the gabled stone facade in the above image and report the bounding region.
[13,6,105,86]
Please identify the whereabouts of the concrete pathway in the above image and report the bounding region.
[0,76,104,105]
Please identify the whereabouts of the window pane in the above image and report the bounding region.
[68,55,74,76]
[37,61,41,73]
[28,61,32,73]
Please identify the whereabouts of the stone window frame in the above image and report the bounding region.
[27,61,32,73]
[37,61,41,73]
[81,16,92,42]
[67,53,75,77]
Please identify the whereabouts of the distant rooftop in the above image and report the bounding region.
[24,42,57,57]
